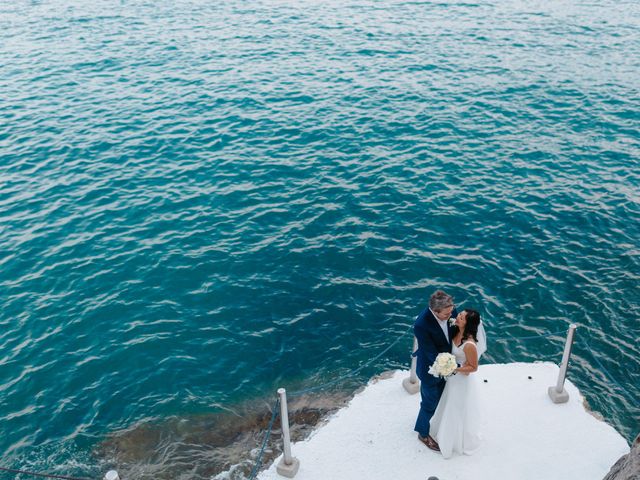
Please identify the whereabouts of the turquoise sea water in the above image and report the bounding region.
[1,0,639,478]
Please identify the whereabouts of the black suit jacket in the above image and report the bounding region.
[413,306,457,385]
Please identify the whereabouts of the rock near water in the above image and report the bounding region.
[604,434,640,480]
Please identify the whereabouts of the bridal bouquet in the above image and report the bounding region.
[428,352,457,378]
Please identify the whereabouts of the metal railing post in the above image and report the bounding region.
[104,471,120,480]
[402,336,420,394]
[276,388,300,478]
[548,324,577,404]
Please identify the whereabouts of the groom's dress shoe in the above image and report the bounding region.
[418,434,441,452]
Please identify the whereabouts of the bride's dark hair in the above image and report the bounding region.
[462,309,481,342]
[451,309,481,342]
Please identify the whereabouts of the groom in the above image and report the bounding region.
[413,289,457,452]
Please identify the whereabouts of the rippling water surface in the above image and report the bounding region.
[1,0,639,477]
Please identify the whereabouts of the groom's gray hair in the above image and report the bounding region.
[429,290,454,312]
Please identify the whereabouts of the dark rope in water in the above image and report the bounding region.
[247,397,280,480]
[0,466,92,480]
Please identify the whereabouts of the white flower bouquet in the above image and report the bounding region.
[428,352,458,378]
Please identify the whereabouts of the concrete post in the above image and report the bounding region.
[276,388,300,478]
[403,336,420,394]
[548,324,577,404]
[104,471,120,480]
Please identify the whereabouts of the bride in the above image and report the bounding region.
[429,309,486,459]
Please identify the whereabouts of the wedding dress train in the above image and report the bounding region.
[429,340,482,459]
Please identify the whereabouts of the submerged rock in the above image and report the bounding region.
[94,388,356,480]
[603,433,640,480]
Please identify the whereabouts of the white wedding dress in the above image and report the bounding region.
[429,340,482,459]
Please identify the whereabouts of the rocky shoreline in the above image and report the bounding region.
[604,433,639,480]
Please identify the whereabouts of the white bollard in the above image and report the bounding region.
[402,336,420,394]
[276,388,300,478]
[548,324,577,404]
[104,471,120,480]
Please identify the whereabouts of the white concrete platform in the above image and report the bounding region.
[258,363,629,480]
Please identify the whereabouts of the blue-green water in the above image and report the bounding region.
[1,0,639,477]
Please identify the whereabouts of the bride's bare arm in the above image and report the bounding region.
[456,343,478,375]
